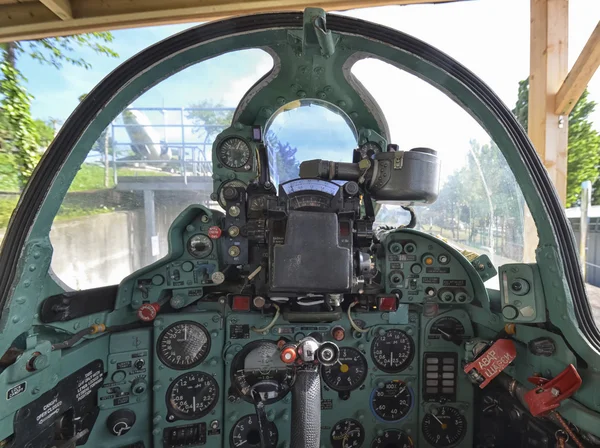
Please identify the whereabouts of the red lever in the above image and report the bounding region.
[524,364,582,417]
[137,302,160,322]
[463,339,517,388]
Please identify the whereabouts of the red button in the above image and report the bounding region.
[208,226,222,239]
[137,303,160,322]
[232,295,251,311]
[378,296,398,311]
[280,347,297,364]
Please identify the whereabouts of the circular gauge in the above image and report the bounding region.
[187,234,213,259]
[370,430,413,448]
[157,321,211,369]
[371,329,415,373]
[230,414,278,448]
[166,371,219,420]
[322,347,368,392]
[218,137,251,169]
[358,141,381,159]
[429,316,466,342]
[422,406,467,447]
[370,380,413,422]
[330,418,365,448]
[218,180,247,207]
[231,340,294,404]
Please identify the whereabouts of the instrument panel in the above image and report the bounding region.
[111,305,473,448]
[115,207,476,448]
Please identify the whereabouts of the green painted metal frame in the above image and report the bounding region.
[1,9,600,439]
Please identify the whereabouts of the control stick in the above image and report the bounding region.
[281,337,339,448]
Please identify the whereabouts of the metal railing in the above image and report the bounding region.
[109,106,235,185]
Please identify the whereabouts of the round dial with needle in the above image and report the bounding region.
[330,418,365,448]
[370,380,413,422]
[322,347,368,392]
[157,321,211,369]
[422,406,466,447]
[218,136,251,169]
[370,430,413,448]
[166,371,219,420]
[371,329,415,373]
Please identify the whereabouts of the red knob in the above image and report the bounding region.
[137,303,160,322]
[280,346,297,364]
[208,226,222,239]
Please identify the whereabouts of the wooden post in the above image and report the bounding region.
[528,0,569,204]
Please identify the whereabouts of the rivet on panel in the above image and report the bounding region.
[350,111,358,118]
[337,100,347,108]
[324,86,333,93]
[263,108,273,117]
[297,90,307,98]
[23,280,30,288]
[152,429,161,436]
[33,252,41,259]
[299,66,308,74]
[317,91,326,99]
[16,297,26,304]
[277,96,286,105]
[28,265,36,272]
[11,316,19,324]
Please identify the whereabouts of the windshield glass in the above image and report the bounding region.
[351,58,538,269]
[265,99,358,187]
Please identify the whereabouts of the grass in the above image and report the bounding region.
[0,161,169,230]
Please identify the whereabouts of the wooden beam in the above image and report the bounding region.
[0,0,463,42]
[39,0,73,21]
[555,21,600,116]
[528,0,569,204]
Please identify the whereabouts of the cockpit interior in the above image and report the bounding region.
[1,8,599,448]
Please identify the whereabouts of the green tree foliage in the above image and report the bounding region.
[0,61,40,185]
[187,100,234,160]
[419,139,526,260]
[512,78,600,207]
[266,130,300,184]
[0,35,118,188]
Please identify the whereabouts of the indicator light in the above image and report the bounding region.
[232,295,251,311]
[378,296,398,312]
[423,255,434,266]
[228,246,241,257]
[332,326,345,341]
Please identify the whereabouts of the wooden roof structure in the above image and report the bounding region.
[0,0,599,205]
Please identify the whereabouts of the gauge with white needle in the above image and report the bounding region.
[370,380,413,422]
[157,321,211,369]
[422,406,467,447]
[370,329,415,373]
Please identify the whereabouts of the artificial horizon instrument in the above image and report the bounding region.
[0,8,598,448]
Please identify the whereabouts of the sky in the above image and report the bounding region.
[15,0,600,180]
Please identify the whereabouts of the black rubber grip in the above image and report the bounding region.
[291,368,321,448]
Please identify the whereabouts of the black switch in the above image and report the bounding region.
[107,409,136,436]
[528,337,556,357]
